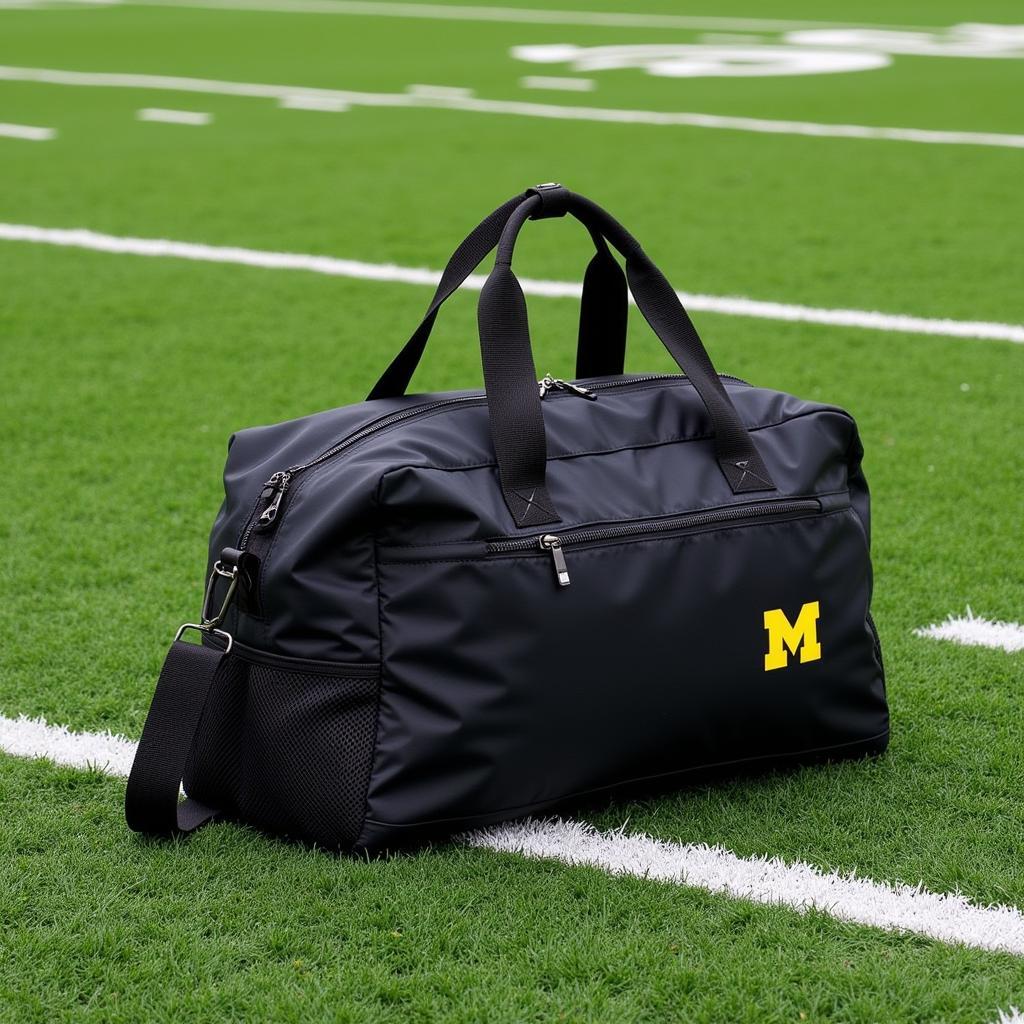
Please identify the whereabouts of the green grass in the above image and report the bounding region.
[1,1,1023,1020]
[3,759,1024,1024]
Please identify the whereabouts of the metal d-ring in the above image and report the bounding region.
[174,623,234,653]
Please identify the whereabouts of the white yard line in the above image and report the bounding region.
[0,714,137,776]
[279,94,350,111]
[66,0,932,34]
[520,76,595,92]
[0,121,55,140]
[406,83,474,99]
[2,64,1024,150]
[2,711,1024,957]
[915,610,1024,653]
[468,819,1024,956]
[994,1009,1024,1024]
[136,106,212,124]
[1,221,1022,345]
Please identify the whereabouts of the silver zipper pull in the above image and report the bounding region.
[257,471,292,528]
[561,380,597,401]
[537,375,597,401]
[539,534,571,586]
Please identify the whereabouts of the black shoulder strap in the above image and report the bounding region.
[125,639,225,837]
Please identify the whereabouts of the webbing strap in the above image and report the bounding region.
[367,192,626,399]
[477,191,777,521]
[125,639,224,837]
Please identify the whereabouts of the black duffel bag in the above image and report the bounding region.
[126,185,889,854]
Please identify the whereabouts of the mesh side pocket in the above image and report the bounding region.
[183,655,249,813]
[236,664,380,850]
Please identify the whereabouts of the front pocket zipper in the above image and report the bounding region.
[486,498,822,587]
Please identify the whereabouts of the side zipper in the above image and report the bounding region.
[256,471,292,530]
[488,498,822,587]
[237,396,477,551]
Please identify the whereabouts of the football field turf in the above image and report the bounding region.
[1,1,1023,1020]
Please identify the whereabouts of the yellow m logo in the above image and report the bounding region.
[763,601,822,671]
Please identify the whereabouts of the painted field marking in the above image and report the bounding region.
[137,107,212,124]
[60,0,936,34]
[513,42,893,80]
[51,0,1024,64]
[915,610,1024,653]
[520,75,595,92]
[468,819,1024,956]
[0,121,55,140]
[3,711,1024,957]
[785,26,1024,60]
[279,94,350,111]
[0,714,137,776]
[3,64,1024,150]
[994,1009,1023,1023]
[2,0,120,5]
[406,83,474,99]
[1,222,1022,345]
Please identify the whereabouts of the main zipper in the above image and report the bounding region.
[237,373,749,551]
[237,394,476,549]
[486,498,821,587]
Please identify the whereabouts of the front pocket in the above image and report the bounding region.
[372,500,887,829]
[183,646,380,850]
[486,498,822,587]
[379,497,825,584]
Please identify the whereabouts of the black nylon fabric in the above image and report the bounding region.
[128,189,889,855]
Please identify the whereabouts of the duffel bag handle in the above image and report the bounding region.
[476,186,777,528]
[367,190,628,399]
